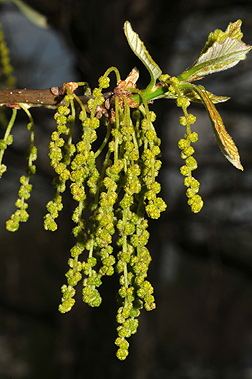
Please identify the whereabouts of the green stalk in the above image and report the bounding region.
[130,85,168,104]
[0,108,17,166]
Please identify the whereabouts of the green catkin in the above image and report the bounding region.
[113,99,165,360]
[1,17,249,361]
[0,24,35,232]
[6,107,37,232]
[176,92,203,213]
[2,66,167,360]
[59,87,103,312]
[44,94,74,231]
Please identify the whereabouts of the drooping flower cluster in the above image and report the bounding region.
[112,100,165,359]
[1,69,202,359]
[6,107,37,231]
[0,18,250,363]
[38,71,166,360]
[44,95,75,232]
[176,97,203,213]
[161,75,203,213]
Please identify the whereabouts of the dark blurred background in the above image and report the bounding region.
[0,0,252,378]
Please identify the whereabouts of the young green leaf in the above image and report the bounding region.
[124,21,162,89]
[187,84,243,170]
[180,87,230,104]
[178,20,252,83]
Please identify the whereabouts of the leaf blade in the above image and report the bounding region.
[180,86,230,104]
[188,84,243,170]
[178,20,251,83]
[124,21,162,89]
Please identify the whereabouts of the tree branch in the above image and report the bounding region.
[0,83,90,109]
[0,82,115,120]
[0,87,66,108]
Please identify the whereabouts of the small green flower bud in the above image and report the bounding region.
[91,118,100,129]
[186,188,194,198]
[180,165,191,176]
[179,116,187,126]
[58,105,69,115]
[144,294,155,304]
[88,257,97,267]
[183,146,195,157]
[99,76,110,88]
[6,135,13,145]
[184,176,192,187]
[191,200,204,213]
[187,113,196,124]
[178,139,188,150]
[58,298,75,313]
[176,97,189,108]
[169,76,179,84]
[191,179,200,191]
[118,287,127,298]
[92,88,102,98]
[0,139,7,150]
[144,302,156,311]
[188,132,198,143]
[121,252,131,263]
[116,348,128,361]
[145,130,156,142]
[70,245,82,258]
[185,156,197,170]
[192,194,203,203]
[0,164,7,176]
[155,160,162,170]
[159,74,170,82]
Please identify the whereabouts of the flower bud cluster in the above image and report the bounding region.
[111,104,166,360]
[113,120,141,359]
[71,110,104,308]
[140,116,167,219]
[115,211,155,359]
[0,71,167,359]
[177,97,203,213]
[79,105,126,307]
[1,66,168,359]
[82,245,102,308]
[93,172,119,275]
[115,208,141,360]
[44,103,73,231]
[59,88,109,312]
[98,75,110,89]
[6,175,31,231]
[6,116,37,232]
[59,240,86,313]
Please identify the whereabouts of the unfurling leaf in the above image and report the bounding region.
[178,20,252,83]
[189,84,243,170]
[181,88,230,104]
[124,21,162,89]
